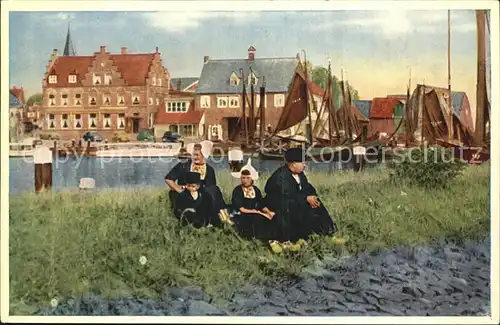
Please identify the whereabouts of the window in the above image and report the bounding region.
[200,95,210,108]
[89,114,97,129]
[148,97,153,105]
[217,96,228,108]
[103,95,111,105]
[68,75,77,83]
[156,98,160,105]
[61,114,69,129]
[48,75,57,84]
[152,77,156,86]
[132,95,140,105]
[158,78,162,86]
[103,114,111,129]
[61,94,68,106]
[74,114,82,129]
[148,113,155,128]
[274,94,285,108]
[75,94,82,105]
[93,73,101,85]
[180,124,195,137]
[118,95,125,105]
[118,113,125,129]
[48,94,56,106]
[248,73,258,86]
[255,94,267,108]
[104,73,112,85]
[230,72,240,86]
[48,114,56,129]
[167,102,187,112]
[229,96,239,108]
[89,96,97,106]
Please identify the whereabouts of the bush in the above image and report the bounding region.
[388,146,467,188]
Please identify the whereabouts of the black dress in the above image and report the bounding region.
[174,190,214,228]
[231,185,275,241]
[264,165,337,242]
[165,159,226,226]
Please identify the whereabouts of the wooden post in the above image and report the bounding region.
[447,10,454,143]
[33,145,53,193]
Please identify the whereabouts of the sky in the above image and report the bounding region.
[9,9,484,118]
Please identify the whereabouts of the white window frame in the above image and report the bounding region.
[217,96,229,108]
[148,113,154,128]
[248,73,258,86]
[132,94,140,105]
[118,95,125,105]
[230,72,240,86]
[89,96,97,106]
[118,113,125,129]
[89,114,97,129]
[93,73,101,85]
[103,95,111,105]
[158,78,162,86]
[48,114,56,129]
[48,94,56,106]
[255,94,267,108]
[103,114,111,129]
[74,114,83,129]
[200,95,211,108]
[74,94,82,106]
[180,124,195,137]
[152,77,156,86]
[68,75,77,84]
[148,97,153,105]
[167,101,187,112]
[156,98,160,105]
[48,75,57,84]
[229,96,240,108]
[104,73,112,85]
[61,94,69,106]
[274,94,285,108]
[61,114,69,129]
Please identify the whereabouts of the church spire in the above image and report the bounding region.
[63,22,76,56]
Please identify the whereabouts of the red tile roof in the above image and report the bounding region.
[308,80,325,97]
[46,53,156,87]
[10,87,26,104]
[156,101,204,125]
[370,97,402,119]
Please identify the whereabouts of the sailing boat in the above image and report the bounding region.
[422,10,490,163]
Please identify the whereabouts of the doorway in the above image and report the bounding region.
[133,119,140,133]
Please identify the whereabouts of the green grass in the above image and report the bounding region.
[9,164,490,315]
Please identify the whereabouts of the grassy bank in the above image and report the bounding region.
[9,164,490,315]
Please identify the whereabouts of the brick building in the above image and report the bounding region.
[41,29,171,140]
[195,46,305,141]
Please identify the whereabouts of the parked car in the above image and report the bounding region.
[39,131,60,140]
[161,131,181,143]
[82,131,103,142]
[112,131,130,143]
[137,129,155,142]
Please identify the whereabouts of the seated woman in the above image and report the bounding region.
[230,160,276,241]
[174,172,215,228]
[165,140,228,226]
[264,147,338,247]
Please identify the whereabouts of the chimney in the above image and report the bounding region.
[100,45,106,53]
[203,56,210,64]
[156,47,159,54]
[248,46,256,62]
[121,47,128,54]
[51,48,58,61]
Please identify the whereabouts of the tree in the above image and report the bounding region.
[27,93,43,106]
[304,60,361,108]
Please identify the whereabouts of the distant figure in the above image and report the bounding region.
[174,171,216,228]
[165,140,228,226]
[264,147,337,245]
[230,159,276,241]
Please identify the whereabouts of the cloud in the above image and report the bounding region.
[310,10,475,39]
[142,11,260,33]
[57,12,75,21]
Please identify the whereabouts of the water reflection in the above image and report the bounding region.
[9,156,355,195]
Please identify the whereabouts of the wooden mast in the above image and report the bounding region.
[474,9,487,147]
[405,67,411,147]
[447,10,454,143]
[249,67,255,144]
[259,77,266,149]
[327,60,334,146]
[240,68,249,146]
[303,50,314,145]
